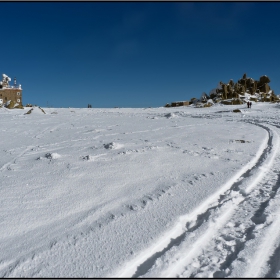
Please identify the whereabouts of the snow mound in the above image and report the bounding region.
[163,111,189,118]
[164,112,177,119]
[103,142,123,149]
[45,152,61,159]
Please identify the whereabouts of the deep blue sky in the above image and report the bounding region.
[1,2,280,108]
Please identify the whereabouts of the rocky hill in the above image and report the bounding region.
[166,73,279,108]
[190,73,279,107]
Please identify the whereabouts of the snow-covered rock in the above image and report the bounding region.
[45,152,61,159]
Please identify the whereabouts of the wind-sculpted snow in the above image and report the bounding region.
[1,104,280,277]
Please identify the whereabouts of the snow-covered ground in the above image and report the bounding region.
[1,103,280,277]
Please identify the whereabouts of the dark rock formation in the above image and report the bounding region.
[164,73,278,108]
[211,73,278,104]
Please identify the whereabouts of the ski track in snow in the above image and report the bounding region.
[113,119,280,278]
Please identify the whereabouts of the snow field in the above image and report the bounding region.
[1,104,280,277]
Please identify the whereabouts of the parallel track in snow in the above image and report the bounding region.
[114,120,280,278]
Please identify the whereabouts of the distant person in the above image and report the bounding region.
[247,101,250,108]
[250,102,252,108]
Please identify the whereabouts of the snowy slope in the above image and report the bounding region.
[1,103,280,277]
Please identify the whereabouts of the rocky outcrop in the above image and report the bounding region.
[164,73,278,108]
[221,98,244,105]
[38,106,46,114]
[212,73,278,104]
[189,73,278,108]
[233,109,241,113]
[5,100,24,109]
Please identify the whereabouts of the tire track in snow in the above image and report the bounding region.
[190,163,280,278]
[161,122,280,278]
[113,121,279,278]
[265,238,280,277]
[240,122,280,278]
[242,180,280,277]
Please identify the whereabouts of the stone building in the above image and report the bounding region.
[164,100,189,107]
[171,101,189,107]
[0,74,22,107]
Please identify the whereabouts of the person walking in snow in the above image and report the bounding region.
[249,102,252,108]
[247,101,250,108]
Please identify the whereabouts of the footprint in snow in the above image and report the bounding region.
[127,204,139,211]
